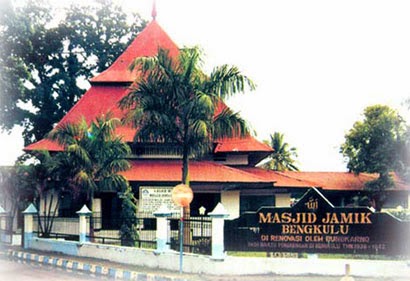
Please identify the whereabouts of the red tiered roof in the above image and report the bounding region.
[121,160,273,184]
[240,169,410,191]
[91,20,179,83]
[277,171,410,191]
[215,136,273,153]
[24,18,271,157]
[239,167,315,187]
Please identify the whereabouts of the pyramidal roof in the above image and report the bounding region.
[91,19,179,83]
[25,18,179,151]
[25,16,272,158]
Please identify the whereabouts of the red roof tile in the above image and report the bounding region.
[24,20,271,155]
[120,160,273,183]
[91,20,179,83]
[24,139,64,152]
[24,85,136,151]
[277,171,410,191]
[214,136,273,153]
[58,85,129,125]
[239,167,316,188]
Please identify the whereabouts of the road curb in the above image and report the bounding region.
[6,249,188,281]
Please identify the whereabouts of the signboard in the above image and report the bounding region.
[139,186,180,214]
[225,188,410,255]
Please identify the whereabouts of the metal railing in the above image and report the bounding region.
[88,216,157,248]
[0,215,13,244]
[33,216,80,241]
[29,214,213,255]
[168,216,212,255]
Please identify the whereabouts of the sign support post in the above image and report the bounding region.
[179,206,184,274]
[171,184,193,274]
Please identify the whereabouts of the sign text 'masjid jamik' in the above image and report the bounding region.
[259,212,372,235]
[259,212,372,224]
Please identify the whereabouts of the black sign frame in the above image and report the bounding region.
[225,188,410,256]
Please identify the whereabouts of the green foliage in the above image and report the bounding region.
[120,46,254,184]
[47,113,131,199]
[364,174,394,211]
[260,132,299,171]
[340,104,408,210]
[119,184,139,247]
[0,0,147,145]
[397,97,410,182]
[0,165,35,232]
[10,151,73,236]
[341,105,406,174]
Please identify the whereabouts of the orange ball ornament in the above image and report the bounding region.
[171,184,193,207]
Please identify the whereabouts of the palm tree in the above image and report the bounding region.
[14,151,71,237]
[120,47,255,186]
[48,113,131,221]
[260,132,299,171]
[120,47,254,251]
[30,151,66,237]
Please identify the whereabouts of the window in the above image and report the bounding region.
[240,195,275,214]
[59,192,87,217]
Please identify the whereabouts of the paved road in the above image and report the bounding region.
[0,258,107,281]
[200,275,403,281]
[1,256,408,281]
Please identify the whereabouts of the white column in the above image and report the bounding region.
[0,205,7,243]
[209,203,229,261]
[275,193,291,207]
[76,205,92,243]
[153,205,172,254]
[221,190,240,219]
[22,203,38,249]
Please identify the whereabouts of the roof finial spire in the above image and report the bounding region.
[151,0,157,20]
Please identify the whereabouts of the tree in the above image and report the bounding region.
[29,151,69,237]
[0,0,146,145]
[340,104,407,211]
[120,47,255,186]
[0,165,34,236]
[260,132,299,171]
[5,151,75,237]
[397,98,410,182]
[119,184,139,247]
[47,114,131,223]
[120,47,254,250]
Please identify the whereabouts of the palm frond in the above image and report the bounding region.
[261,132,299,171]
[66,144,92,168]
[99,174,128,192]
[73,170,97,192]
[213,107,250,140]
[207,65,256,99]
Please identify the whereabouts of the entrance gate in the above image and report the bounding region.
[225,187,410,256]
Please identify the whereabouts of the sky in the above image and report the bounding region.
[1,0,410,171]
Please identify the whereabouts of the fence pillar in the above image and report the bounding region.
[0,205,7,243]
[153,205,172,254]
[22,203,38,249]
[209,203,229,261]
[77,205,92,243]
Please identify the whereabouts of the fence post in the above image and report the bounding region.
[209,203,229,261]
[0,205,7,243]
[153,205,172,254]
[22,203,38,249]
[77,205,92,243]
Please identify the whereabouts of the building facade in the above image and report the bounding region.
[24,15,410,223]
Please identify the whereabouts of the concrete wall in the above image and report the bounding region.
[221,190,240,219]
[275,193,291,207]
[408,193,410,209]
[27,237,410,278]
[225,154,248,165]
